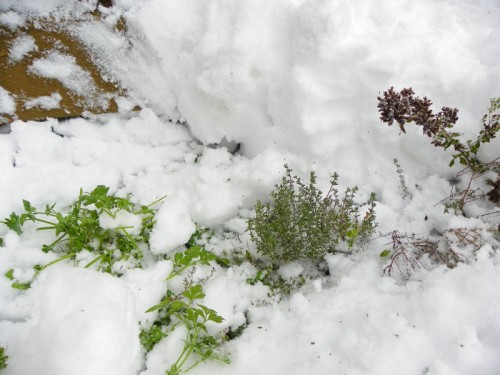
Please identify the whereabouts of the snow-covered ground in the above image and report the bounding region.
[0,1,499,374]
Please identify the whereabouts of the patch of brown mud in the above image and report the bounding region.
[0,12,125,124]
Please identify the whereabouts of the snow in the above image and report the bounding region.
[122,260,172,323]
[0,1,499,375]
[0,11,25,29]
[278,262,305,280]
[0,87,16,115]
[0,0,95,19]
[150,199,196,254]
[74,0,500,160]
[1,267,141,375]
[8,34,38,63]
[28,51,97,98]
[99,209,143,236]
[210,254,500,375]
[24,93,62,110]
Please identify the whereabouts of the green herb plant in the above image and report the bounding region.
[0,346,7,369]
[1,185,165,288]
[248,165,377,265]
[141,245,229,375]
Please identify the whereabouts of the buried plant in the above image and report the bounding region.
[380,227,497,279]
[1,185,165,289]
[377,88,499,215]
[248,165,377,264]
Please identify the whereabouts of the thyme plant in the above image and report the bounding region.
[248,165,377,264]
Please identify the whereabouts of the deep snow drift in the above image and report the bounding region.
[0,1,499,375]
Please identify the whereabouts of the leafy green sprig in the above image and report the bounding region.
[141,246,229,375]
[146,284,228,375]
[167,245,218,281]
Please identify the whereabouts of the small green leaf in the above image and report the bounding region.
[199,305,224,324]
[186,245,202,259]
[185,307,201,325]
[12,281,30,290]
[42,244,54,253]
[199,249,217,265]
[345,229,359,238]
[145,298,171,313]
[4,269,14,280]
[2,212,23,235]
[22,200,36,213]
[168,300,187,314]
[89,185,110,200]
[380,249,391,258]
[183,284,205,301]
[174,246,200,267]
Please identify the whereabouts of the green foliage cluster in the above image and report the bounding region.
[1,185,164,289]
[140,245,229,374]
[0,347,7,370]
[248,165,377,264]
